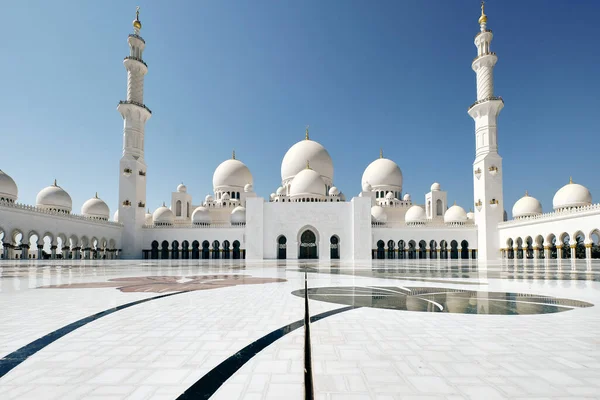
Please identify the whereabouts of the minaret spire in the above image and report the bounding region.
[468,2,504,262]
[379,148,383,159]
[117,7,151,259]
[232,149,236,160]
[305,125,310,140]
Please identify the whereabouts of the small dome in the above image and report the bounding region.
[0,169,18,202]
[81,193,109,220]
[231,206,246,224]
[329,186,340,196]
[361,158,403,191]
[204,194,214,203]
[339,192,346,201]
[276,186,285,195]
[430,182,441,192]
[403,193,411,202]
[213,158,253,190]
[553,178,592,210]
[153,204,174,225]
[290,168,326,198]
[221,192,231,201]
[244,183,253,192]
[385,192,395,200]
[362,181,372,192]
[281,138,334,184]
[145,209,153,225]
[192,206,211,225]
[36,180,72,213]
[466,210,475,220]
[113,210,119,222]
[371,205,388,223]
[444,204,468,224]
[512,192,543,218]
[270,193,276,200]
[405,205,426,223]
[177,183,187,193]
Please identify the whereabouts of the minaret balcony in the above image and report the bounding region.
[118,100,152,114]
[128,33,145,44]
[468,96,503,111]
[474,29,492,39]
[472,52,496,63]
[124,56,147,68]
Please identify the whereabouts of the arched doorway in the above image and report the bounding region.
[223,240,231,259]
[171,240,179,259]
[299,229,317,259]
[182,240,189,259]
[151,240,159,259]
[460,240,469,259]
[450,240,459,259]
[161,240,169,259]
[232,240,241,259]
[387,240,395,259]
[330,236,340,259]
[212,240,220,259]
[376,240,385,259]
[278,236,287,260]
[201,240,210,259]
[191,240,199,259]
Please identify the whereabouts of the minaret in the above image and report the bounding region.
[117,7,151,259]
[468,2,504,262]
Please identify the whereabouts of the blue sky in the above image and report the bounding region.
[2,0,599,218]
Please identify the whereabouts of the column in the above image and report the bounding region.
[425,247,430,259]
[585,243,592,260]
[544,246,551,260]
[51,244,57,259]
[37,244,43,260]
[62,246,69,260]
[556,245,563,260]
[21,244,29,260]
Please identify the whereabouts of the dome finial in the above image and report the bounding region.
[147,208,150,213]
[379,148,383,159]
[133,6,142,31]
[162,201,166,207]
[232,149,236,160]
[306,160,310,169]
[305,125,310,140]
[95,192,98,198]
[525,190,528,196]
[569,176,573,184]
[478,1,488,25]
[53,179,57,187]
[454,200,457,206]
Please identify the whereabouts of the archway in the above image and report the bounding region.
[546,234,557,259]
[525,237,533,259]
[182,240,190,259]
[591,230,600,259]
[516,238,523,259]
[436,199,443,216]
[506,238,514,259]
[560,233,571,259]
[171,240,179,259]
[161,240,169,259]
[450,240,459,259]
[201,240,210,259]
[376,240,385,260]
[330,236,340,259]
[223,240,231,259]
[574,232,585,259]
[460,240,469,259]
[277,236,287,260]
[440,240,448,259]
[398,240,406,259]
[232,240,241,259]
[299,229,317,259]
[191,240,199,259]
[535,235,544,258]
[212,240,220,259]
[418,240,427,259]
[408,240,416,259]
[386,240,395,259]
[151,240,159,259]
[429,240,437,259]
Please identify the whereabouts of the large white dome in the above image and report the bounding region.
[444,204,468,224]
[281,138,333,184]
[36,180,72,212]
[512,192,543,218]
[361,157,403,190]
[289,168,326,198]
[192,206,211,225]
[371,205,388,223]
[405,205,426,223]
[153,204,174,225]
[81,193,109,220]
[553,179,592,210]
[0,169,18,202]
[213,158,253,190]
[231,206,246,224]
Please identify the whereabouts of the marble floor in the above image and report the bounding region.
[0,259,599,400]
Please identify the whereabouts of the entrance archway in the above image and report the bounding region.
[330,236,340,259]
[299,229,318,259]
[278,236,287,259]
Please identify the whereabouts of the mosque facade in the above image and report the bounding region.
[1,5,599,262]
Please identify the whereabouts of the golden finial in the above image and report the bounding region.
[232,149,236,160]
[379,148,383,159]
[454,200,457,206]
[53,179,57,186]
[305,125,310,140]
[478,1,488,25]
[133,6,142,30]
[569,176,573,184]
[525,190,528,196]
[306,160,310,169]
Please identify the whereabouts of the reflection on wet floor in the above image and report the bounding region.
[291,286,594,315]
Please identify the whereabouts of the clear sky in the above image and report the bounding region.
[2,0,599,218]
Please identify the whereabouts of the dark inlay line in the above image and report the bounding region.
[177,305,358,400]
[304,272,315,399]
[0,291,187,379]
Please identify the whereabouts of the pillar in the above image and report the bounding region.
[544,246,551,260]
[556,245,563,259]
[51,244,57,259]
[21,244,29,260]
[37,244,43,260]
[425,247,430,259]
[585,243,592,259]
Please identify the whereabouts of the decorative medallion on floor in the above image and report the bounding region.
[40,274,286,293]
[292,286,593,315]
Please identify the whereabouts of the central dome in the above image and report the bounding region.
[213,159,253,190]
[82,193,110,220]
[36,180,72,212]
[281,139,333,184]
[362,157,403,191]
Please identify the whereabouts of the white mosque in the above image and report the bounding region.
[1,5,599,262]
